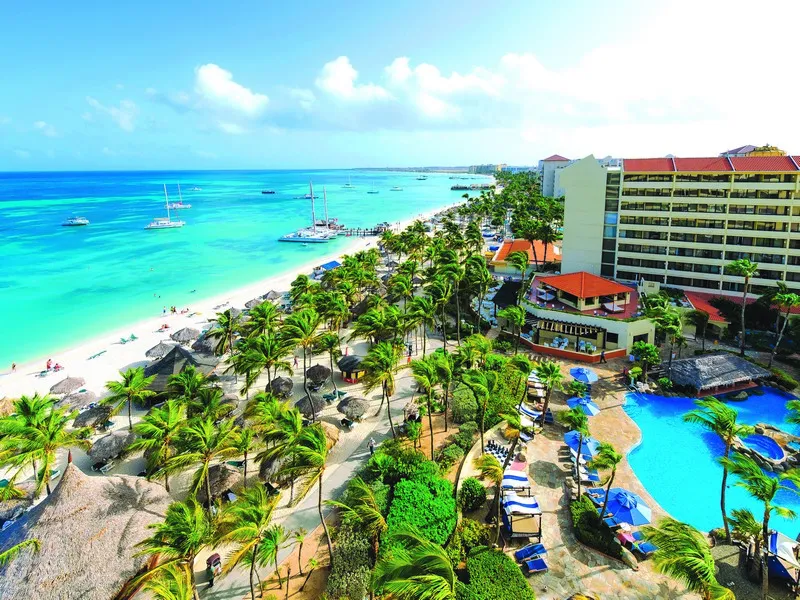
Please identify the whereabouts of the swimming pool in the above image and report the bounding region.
[743,434,786,461]
[624,387,800,537]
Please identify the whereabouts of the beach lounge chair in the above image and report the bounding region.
[119,337,129,345]
[322,392,336,402]
[603,515,623,529]
[336,390,347,398]
[631,531,657,556]
[129,333,138,341]
[514,543,546,562]
[226,460,246,470]
[524,557,549,574]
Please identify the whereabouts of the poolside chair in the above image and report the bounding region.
[603,515,623,529]
[514,543,546,562]
[119,337,129,345]
[524,557,549,574]
[322,392,336,402]
[226,460,246,470]
[631,531,658,556]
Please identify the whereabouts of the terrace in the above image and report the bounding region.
[525,272,642,321]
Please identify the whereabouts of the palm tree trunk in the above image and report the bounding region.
[762,507,770,600]
[127,397,133,431]
[330,353,338,393]
[576,433,584,499]
[422,325,427,357]
[740,280,748,357]
[721,445,731,543]
[298,539,304,575]
[249,544,258,600]
[318,475,334,569]
[46,479,52,496]
[300,564,316,591]
[205,471,213,517]
[427,394,435,460]
[600,468,616,518]
[243,450,248,489]
[514,326,520,355]
[164,470,171,493]
[479,396,487,454]
[385,382,396,438]
[441,305,448,352]
[667,338,675,377]
[769,307,792,368]
[444,381,450,433]
[455,283,462,346]
[303,348,314,422]
[275,556,283,588]
[540,389,552,426]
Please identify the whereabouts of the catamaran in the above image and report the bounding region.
[342,175,355,189]
[367,182,379,194]
[279,183,337,243]
[416,175,428,180]
[167,184,192,209]
[390,186,403,191]
[62,216,90,226]
[146,185,186,230]
[315,188,346,233]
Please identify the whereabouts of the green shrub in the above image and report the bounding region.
[446,518,491,565]
[452,385,479,424]
[570,495,622,559]
[365,439,435,484]
[452,421,479,452]
[458,478,487,512]
[657,377,673,391]
[325,523,371,600]
[455,581,479,600]
[491,339,513,354]
[461,546,536,600]
[385,473,457,547]
[770,367,799,391]
[437,443,465,471]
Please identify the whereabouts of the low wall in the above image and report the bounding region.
[519,338,627,363]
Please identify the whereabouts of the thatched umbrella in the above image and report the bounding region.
[0,396,14,417]
[229,307,243,319]
[89,430,136,463]
[191,336,216,355]
[269,376,293,398]
[295,394,326,418]
[338,355,365,383]
[306,364,331,385]
[320,421,340,449]
[63,390,97,410]
[73,405,112,429]
[145,341,175,359]
[244,297,263,309]
[49,376,85,395]
[259,455,287,482]
[0,481,35,523]
[264,290,281,301]
[144,345,218,393]
[0,461,171,600]
[170,327,201,344]
[337,397,369,420]
[196,464,243,503]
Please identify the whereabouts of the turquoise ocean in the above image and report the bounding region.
[0,170,480,366]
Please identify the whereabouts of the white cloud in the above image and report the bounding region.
[102,147,118,156]
[315,56,390,102]
[290,88,316,111]
[81,112,93,122]
[13,149,30,159]
[0,116,10,125]
[195,64,268,117]
[217,121,246,135]
[86,96,139,131]
[115,83,124,90]
[33,121,58,137]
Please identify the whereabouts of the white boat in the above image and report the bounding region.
[167,184,192,209]
[416,175,428,180]
[342,175,355,189]
[279,182,336,243]
[146,185,186,230]
[188,186,202,191]
[367,182,379,194]
[390,186,403,191]
[62,216,89,226]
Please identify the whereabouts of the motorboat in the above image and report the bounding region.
[416,175,428,180]
[62,216,90,226]
[262,190,276,194]
[188,186,202,191]
[390,186,403,191]
[146,185,186,230]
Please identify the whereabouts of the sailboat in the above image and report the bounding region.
[367,182,379,194]
[279,182,336,243]
[167,183,192,209]
[315,187,345,233]
[342,175,355,189]
[146,185,186,229]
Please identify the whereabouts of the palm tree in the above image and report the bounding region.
[167,365,209,405]
[769,291,800,367]
[725,258,759,356]
[685,309,710,352]
[361,341,401,438]
[497,305,526,354]
[720,453,800,599]
[506,250,529,301]
[640,517,734,600]
[371,525,456,600]
[133,499,212,600]
[255,402,304,502]
[163,418,240,515]
[473,452,503,533]
[425,276,453,352]
[507,354,534,409]
[647,304,682,376]
[284,424,334,567]
[237,333,293,395]
[464,257,493,326]
[0,539,40,568]
[466,334,492,367]
[289,273,314,304]
[587,442,623,519]
[326,477,387,562]
[0,393,54,483]
[143,564,193,600]
[434,352,454,432]
[440,260,465,346]
[683,398,754,542]
[390,274,415,314]
[215,485,279,600]
[244,301,281,338]
[257,524,290,590]
[410,296,437,357]
[535,359,563,427]
[187,387,236,422]
[104,366,156,430]
[727,507,763,576]
[234,428,259,488]
[462,369,498,453]
[129,400,184,492]
[317,331,343,395]
[410,356,440,459]
[557,408,589,498]
[206,308,242,356]
[282,308,322,402]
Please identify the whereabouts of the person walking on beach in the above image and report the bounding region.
[162,306,167,315]
[293,355,299,368]
[46,358,52,371]
[11,362,16,372]
[600,350,607,364]
[369,438,377,456]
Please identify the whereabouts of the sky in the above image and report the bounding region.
[1,0,799,171]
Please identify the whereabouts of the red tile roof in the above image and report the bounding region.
[623,155,800,173]
[494,239,560,263]
[538,271,631,299]
[730,156,799,172]
[683,291,729,324]
[542,154,570,162]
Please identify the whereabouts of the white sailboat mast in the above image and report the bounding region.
[178,183,183,204]
[310,181,317,233]
[323,186,329,227]
[164,184,171,222]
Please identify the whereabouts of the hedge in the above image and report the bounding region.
[458,477,487,513]
[385,473,457,547]
[325,523,371,600]
[437,443,465,471]
[365,439,437,485]
[452,384,479,424]
[461,546,536,600]
[570,495,623,559]
[770,367,799,391]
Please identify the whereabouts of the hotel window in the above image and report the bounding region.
[788,256,800,266]
[623,174,672,182]
[756,269,784,281]
[666,275,693,286]
[671,203,726,213]
[603,226,617,238]
[604,212,618,225]
[787,272,800,283]
[723,281,743,292]
[671,218,725,229]
[602,251,616,264]
[690,278,721,290]
[601,264,615,277]
[602,239,616,251]
[607,172,621,186]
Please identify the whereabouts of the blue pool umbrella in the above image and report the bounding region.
[570,367,599,384]
[563,431,600,456]
[604,488,652,526]
[567,396,601,417]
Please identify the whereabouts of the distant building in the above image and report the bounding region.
[469,164,505,174]
[489,239,561,276]
[538,154,571,197]
[721,145,757,157]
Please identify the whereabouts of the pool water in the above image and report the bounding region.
[624,387,800,537]
[743,434,786,461]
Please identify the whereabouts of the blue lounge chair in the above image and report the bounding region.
[524,557,549,574]
[631,531,657,556]
[514,543,546,562]
[603,515,623,529]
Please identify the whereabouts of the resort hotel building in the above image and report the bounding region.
[559,149,800,297]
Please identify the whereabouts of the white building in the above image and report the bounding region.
[537,154,571,197]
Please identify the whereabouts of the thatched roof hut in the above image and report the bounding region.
[337,397,369,420]
[144,345,218,393]
[89,430,136,462]
[170,327,201,344]
[269,376,293,398]
[191,335,216,356]
[146,341,176,359]
[338,355,366,383]
[307,364,331,385]
[49,377,85,395]
[73,405,112,429]
[63,390,97,410]
[295,394,326,418]
[264,290,281,301]
[196,464,243,503]
[320,421,340,449]
[0,462,171,600]
[244,297,263,309]
[0,397,15,417]
[669,353,770,393]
